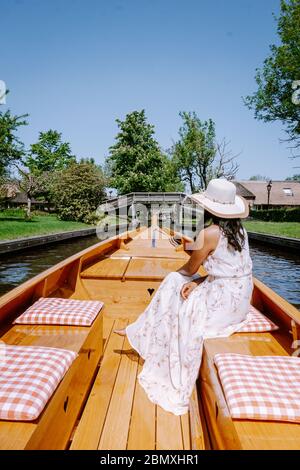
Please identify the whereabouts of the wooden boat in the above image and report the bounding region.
[0,223,300,450]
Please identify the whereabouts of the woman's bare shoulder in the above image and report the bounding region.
[195,224,220,251]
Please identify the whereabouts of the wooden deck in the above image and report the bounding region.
[70,312,204,450]
[70,227,204,450]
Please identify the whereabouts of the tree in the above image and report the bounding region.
[27,130,75,175]
[49,162,106,222]
[244,0,300,148]
[286,173,300,181]
[106,110,177,194]
[17,168,41,218]
[0,110,28,177]
[79,157,95,165]
[249,175,270,181]
[170,112,238,192]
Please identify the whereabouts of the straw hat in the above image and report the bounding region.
[190,178,249,219]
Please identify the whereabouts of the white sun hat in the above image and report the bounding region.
[189,178,249,219]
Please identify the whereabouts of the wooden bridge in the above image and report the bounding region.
[102,192,187,210]
[99,192,202,224]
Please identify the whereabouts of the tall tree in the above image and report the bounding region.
[170,112,238,192]
[27,130,75,175]
[0,110,28,177]
[106,110,177,194]
[244,0,300,148]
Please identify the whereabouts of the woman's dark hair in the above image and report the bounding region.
[204,210,245,252]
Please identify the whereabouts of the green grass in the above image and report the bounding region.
[244,220,300,239]
[0,209,92,240]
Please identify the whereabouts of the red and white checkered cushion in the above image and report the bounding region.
[214,353,300,423]
[237,305,278,333]
[0,345,76,421]
[14,297,104,326]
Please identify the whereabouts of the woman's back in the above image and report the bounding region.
[203,226,253,279]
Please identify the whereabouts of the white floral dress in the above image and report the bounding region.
[126,228,253,415]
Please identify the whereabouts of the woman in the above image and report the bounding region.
[114,179,253,415]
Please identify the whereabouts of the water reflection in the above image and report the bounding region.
[0,236,100,296]
[249,242,300,309]
[0,234,299,309]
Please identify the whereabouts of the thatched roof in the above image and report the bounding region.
[0,183,47,204]
[0,182,20,198]
[9,192,45,204]
[236,180,300,206]
[233,182,255,200]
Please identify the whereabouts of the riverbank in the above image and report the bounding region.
[0,210,92,240]
[247,231,300,252]
[244,220,300,239]
[0,222,129,255]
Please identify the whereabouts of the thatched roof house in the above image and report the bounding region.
[0,181,20,199]
[0,182,48,208]
[234,180,300,209]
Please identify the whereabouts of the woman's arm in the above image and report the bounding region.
[176,225,220,277]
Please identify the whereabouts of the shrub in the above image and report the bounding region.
[250,207,300,222]
[49,163,106,223]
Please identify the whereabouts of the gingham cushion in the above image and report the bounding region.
[214,353,300,423]
[0,345,76,421]
[14,297,104,326]
[237,305,278,333]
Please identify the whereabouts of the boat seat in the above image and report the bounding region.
[124,257,190,280]
[81,257,131,279]
[0,311,103,450]
[200,332,300,450]
[81,255,195,281]
[214,353,300,423]
[70,319,205,450]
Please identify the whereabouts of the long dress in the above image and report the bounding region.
[125,227,253,415]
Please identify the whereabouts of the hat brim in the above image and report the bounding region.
[189,193,249,219]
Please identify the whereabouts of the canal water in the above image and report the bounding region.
[0,234,299,309]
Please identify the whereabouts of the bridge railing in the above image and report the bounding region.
[102,192,188,209]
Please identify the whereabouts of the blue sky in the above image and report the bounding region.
[1,0,298,180]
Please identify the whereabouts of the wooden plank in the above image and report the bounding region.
[102,317,115,354]
[127,358,156,450]
[70,319,128,450]
[125,258,185,280]
[181,413,191,450]
[97,337,139,450]
[112,229,188,260]
[200,348,242,450]
[81,257,130,279]
[253,277,300,329]
[80,279,161,318]
[113,246,188,259]
[189,387,204,450]
[156,406,184,450]
[235,417,300,450]
[0,422,36,450]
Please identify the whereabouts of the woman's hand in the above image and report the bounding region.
[180,281,198,300]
